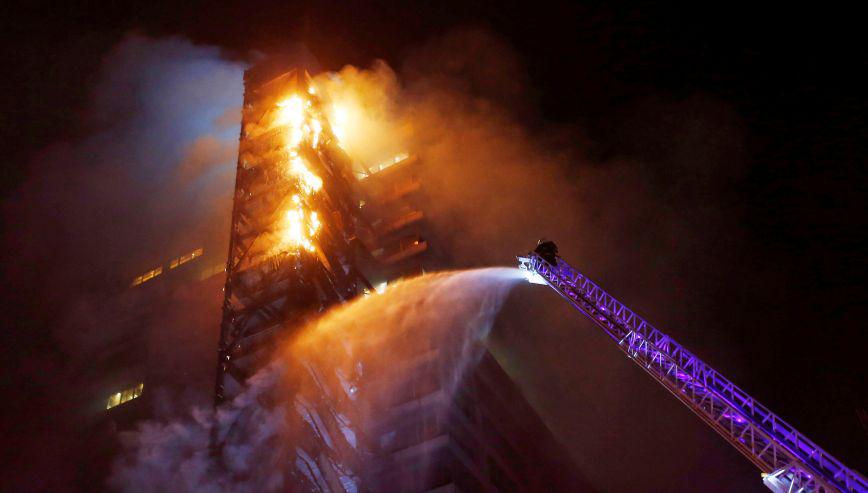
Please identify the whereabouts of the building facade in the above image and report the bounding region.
[89,57,591,492]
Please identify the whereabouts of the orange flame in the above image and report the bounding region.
[271,90,330,254]
[278,195,320,252]
[267,77,405,256]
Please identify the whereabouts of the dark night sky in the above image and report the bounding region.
[1,1,866,490]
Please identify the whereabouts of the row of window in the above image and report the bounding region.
[169,247,204,269]
[131,267,163,286]
[106,382,144,410]
[371,236,427,265]
[356,152,411,180]
[130,247,204,287]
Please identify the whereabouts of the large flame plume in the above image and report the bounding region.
[265,71,408,256]
[269,84,335,254]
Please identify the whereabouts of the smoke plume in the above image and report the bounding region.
[3,27,769,492]
[305,28,760,491]
[0,34,244,490]
[109,269,522,492]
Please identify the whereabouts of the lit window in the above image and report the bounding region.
[373,153,409,174]
[357,153,411,180]
[105,382,144,410]
[169,247,204,269]
[132,266,163,286]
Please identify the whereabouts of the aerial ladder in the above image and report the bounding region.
[518,241,867,493]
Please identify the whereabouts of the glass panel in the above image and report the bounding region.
[105,382,144,410]
[106,392,121,409]
[120,388,134,403]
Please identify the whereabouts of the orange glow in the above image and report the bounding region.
[270,88,335,255]
[279,202,319,252]
[275,96,304,128]
[310,118,322,148]
[330,105,349,147]
[267,74,403,256]
[290,156,323,194]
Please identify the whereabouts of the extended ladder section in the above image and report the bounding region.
[518,251,867,493]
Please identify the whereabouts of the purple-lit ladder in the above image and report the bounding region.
[518,252,867,493]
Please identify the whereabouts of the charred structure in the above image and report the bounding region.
[83,56,591,492]
[206,59,590,492]
[214,67,372,404]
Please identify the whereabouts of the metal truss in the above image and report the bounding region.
[214,70,371,405]
[518,253,867,493]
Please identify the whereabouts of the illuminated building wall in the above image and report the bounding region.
[209,57,590,491]
[353,154,591,492]
[80,56,589,491]
[213,66,372,405]
[93,244,225,418]
[74,240,227,488]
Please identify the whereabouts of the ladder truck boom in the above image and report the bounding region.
[518,242,867,493]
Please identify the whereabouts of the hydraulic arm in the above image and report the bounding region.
[518,243,866,493]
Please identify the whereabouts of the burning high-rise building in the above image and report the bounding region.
[84,54,590,492]
[213,66,373,405]
[204,57,592,492]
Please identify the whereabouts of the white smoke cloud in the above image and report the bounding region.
[109,268,523,492]
[0,34,245,491]
[2,27,761,493]
[6,34,244,300]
